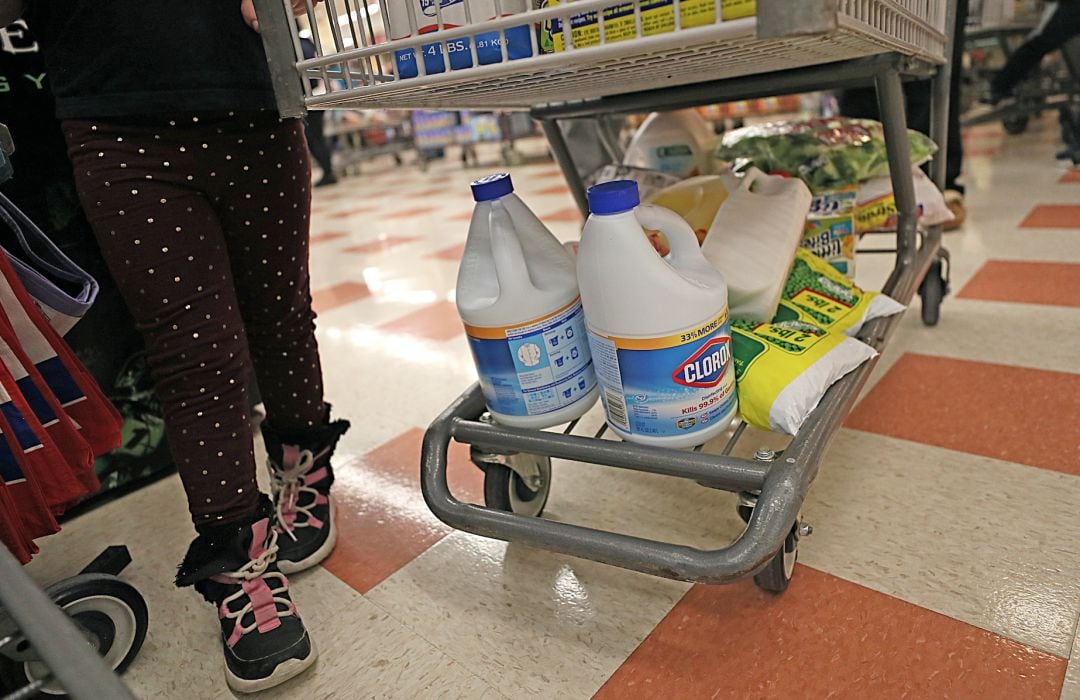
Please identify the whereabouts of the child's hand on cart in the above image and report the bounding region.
[241,0,322,33]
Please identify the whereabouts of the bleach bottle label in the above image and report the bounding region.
[465,298,596,418]
[587,310,736,439]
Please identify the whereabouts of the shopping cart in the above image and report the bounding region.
[254,0,955,592]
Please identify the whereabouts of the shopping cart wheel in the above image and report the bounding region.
[919,260,946,327]
[1002,113,1030,135]
[736,495,803,593]
[753,527,799,593]
[473,448,551,518]
[0,574,148,696]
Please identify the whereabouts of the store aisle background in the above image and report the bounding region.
[25,116,1080,699]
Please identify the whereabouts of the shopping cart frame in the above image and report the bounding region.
[254,0,956,588]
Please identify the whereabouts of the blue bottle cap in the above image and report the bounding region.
[471,173,514,202]
[587,180,640,215]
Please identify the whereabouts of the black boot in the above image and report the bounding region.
[261,412,350,574]
[177,498,316,693]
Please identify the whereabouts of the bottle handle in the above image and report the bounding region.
[635,204,703,271]
[488,201,535,296]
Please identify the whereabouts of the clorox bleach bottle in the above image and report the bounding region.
[578,181,737,448]
[457,174,599,429]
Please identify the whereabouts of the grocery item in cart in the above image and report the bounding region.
[803,186,858,276]
[538,0,756,52]
[715,118,937,192]
[731,299,877,434]
[578,181,737,448]
[586,164,681,199]
[624,110,715,178]
[386,0,533,79]
[854,167,954,233]
[643,175,730,244]
[701,167,812,321]
[458,174,598,429]
[783,249,905,336]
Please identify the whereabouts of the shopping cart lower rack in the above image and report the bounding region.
[254,0,958,591]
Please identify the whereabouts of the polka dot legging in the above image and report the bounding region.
[63,112,328,529]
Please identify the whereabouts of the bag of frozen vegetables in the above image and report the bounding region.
[783,248,905,336]
[732,299,876,435]
[714,118,937,192]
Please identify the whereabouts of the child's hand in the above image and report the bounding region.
[242,0,320,33]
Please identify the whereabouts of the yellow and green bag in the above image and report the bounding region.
[782,248,905,336]
[732,300,876,434]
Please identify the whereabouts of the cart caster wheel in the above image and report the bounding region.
[1002,114,1029,135]
[754,527,799,593]
[0,574,148,696]
[479,451,552,518]
[919,260,946,327]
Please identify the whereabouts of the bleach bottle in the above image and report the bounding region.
[578,180,737,448]
[457,174,598,429]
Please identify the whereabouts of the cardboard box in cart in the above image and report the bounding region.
[534,0,756,53]
[386,0,533,78]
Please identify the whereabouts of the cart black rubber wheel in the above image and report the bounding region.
[920,261,945,327]
[1002,114,1030,135]
[483,453,551,518]
[0,574,148,697]
[754,529,798,593]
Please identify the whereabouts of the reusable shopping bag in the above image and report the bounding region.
[0,192,98,336]
[0,251,121,455]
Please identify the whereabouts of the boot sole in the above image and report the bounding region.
[277,499,338,575]
[225,637,318,694]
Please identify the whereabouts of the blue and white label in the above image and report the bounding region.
[466,299,596,418]
[587,311,737,439]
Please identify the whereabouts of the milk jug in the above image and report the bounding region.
[623,110,715,178]
[386,0,532,79]
[457,174,598,428]
[578,180,737,448]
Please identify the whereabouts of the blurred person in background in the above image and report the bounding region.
[987,0,1080,104]
[0,0,349,692]
[299,36,337,187]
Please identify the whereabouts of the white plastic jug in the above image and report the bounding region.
[457,174,599,429]
[644,174,731,243]
[702,167,812,321]
[623,110,714,178]
[578,180,738,448]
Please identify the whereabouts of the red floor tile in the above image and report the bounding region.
[311,281,371,314]
[449,211,475,222]
[310,232,348,245]
[342,235,419,255]
[1020,204,1080,228]
[536,169,565,179]
[957,260,1080,308]
[543,207,584,223]
[533,184,571,196]
[384,206,439,220]
[965,146,1000,158]
[426,243,466,261]
[329,206,378,219]
[322,429,483,594]
[1058,169,1080,184]
[598,566,1065,700]
[378,300,463,342]
[846,352,1080,475]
